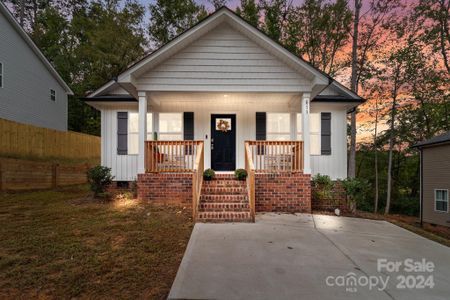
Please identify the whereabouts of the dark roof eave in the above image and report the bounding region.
[412,131,450,148]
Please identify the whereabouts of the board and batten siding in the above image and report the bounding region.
[310,103,348,180]
[0,12,67,131]
[137,25,312,92]
[101,109,138,181]
[100,99,348,181]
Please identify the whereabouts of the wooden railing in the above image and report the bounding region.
[192,143,204,220]
[145,141,203,172]
[244,142,256,222]
[245,141,304,172]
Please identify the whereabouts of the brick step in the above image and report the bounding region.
[199,202,250,212]
[203,180,246,188]
[200,194,248,203]
[197,211,253,223]
[201,186,247,195]
[212,174,237,180]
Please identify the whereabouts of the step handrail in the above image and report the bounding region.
[192,142,204,221]
[244,142,256,222]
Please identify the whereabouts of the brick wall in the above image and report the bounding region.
[137,173,192,206]
[311,181,347,211]
[255,173,311,213]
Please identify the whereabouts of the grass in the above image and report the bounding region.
[0,186,194,299]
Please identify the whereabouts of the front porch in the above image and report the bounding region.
[137,140,311,222]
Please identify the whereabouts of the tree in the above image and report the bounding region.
[348,0,402,179]
[348,0,362,179]
[235,0,260,28]
[284,0,352,75]
[148,0,207,47]
[414,0,450,74]
[209,0,227,10]
[260,0,289,42]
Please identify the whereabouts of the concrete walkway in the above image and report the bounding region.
[169,214,450,300]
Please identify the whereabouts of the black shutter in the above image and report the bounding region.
[256,112,266,140]
[183,112,194,140]
[321,112,331,155]
[184,112,194,154]
[117,112,128,155]
[256,112,266,154]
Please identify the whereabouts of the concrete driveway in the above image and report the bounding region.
[169,214,450,300]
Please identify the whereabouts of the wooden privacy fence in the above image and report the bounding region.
[0,158,91,191]
[0,118,100,160]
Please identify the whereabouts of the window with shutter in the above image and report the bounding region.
[321,112,331,155]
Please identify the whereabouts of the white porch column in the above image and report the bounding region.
[138,91,147,174]
[301,93,311,174]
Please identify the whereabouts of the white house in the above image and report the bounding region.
[85,7,363,222]
[0,2,73,131]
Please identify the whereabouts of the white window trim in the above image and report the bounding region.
[266,112,291,140]
[127,112,153,156]
[0,62,3,88]
[158,112,184,140]
[50,89,56,101]
[297,113,321,156]
[434,189,449,213]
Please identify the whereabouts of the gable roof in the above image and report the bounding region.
[88,6,362,102]
[0,2,73,95]
[413,131,450,148]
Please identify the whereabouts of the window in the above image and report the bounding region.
[127,112,153,155]
[297,113,321,155]
[50,89,56,101]
[159,113,183,140]
[0,62,3,88]
[267,113,291,141]
[435,189,448,212]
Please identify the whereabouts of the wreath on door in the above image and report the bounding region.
[217,119,231,132]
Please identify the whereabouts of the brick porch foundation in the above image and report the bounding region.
[255,173,311,213]
[137,173,192,206]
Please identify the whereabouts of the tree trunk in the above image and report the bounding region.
[348,0,362,178]
[374,99,379,213]
[19,0,25,27]
[385,94,397,215]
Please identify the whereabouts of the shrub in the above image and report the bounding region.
[312,173,334,202]
[341,177,371,213]
[234,169,248,180]
[203,168,215,181]
[87,166,114,197]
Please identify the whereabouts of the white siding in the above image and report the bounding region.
[0,12,68,130]
[101,97,349,181]
[102,109,139,181]
[138,25,311,92]
[310,103,348,180]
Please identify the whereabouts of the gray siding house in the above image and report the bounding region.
[0,2,73,131]
[414,132,450,227]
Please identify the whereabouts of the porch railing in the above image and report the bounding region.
[145,140,203,172]
[245,141,304,173]
[192,143,204,220]
[244,142,256,222]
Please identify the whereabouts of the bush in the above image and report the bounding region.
[87,166,114,197]
[312,173,334,201]
[341,177,371,213]
[234,169,247,180]
[203,168,215,181]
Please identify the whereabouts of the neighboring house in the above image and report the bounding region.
[85,7,364,222]
[414,132,450,227]
[0,2,73,131]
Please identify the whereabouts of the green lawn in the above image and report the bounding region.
[0,186,193,299]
